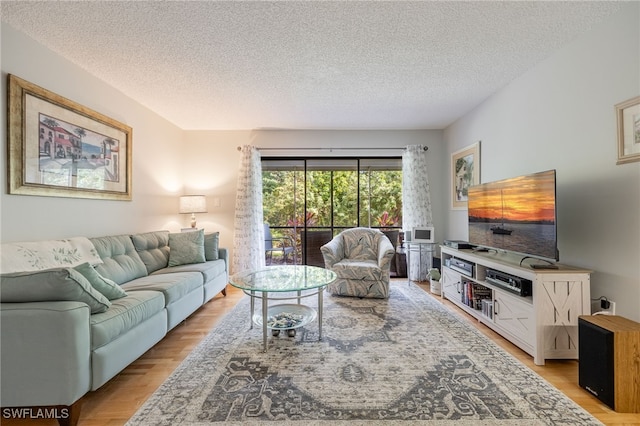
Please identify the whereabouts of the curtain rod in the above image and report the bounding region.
[236,146,428,152]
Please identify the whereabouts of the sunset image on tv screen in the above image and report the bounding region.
[468,170,557,260]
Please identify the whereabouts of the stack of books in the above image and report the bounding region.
[461,280,492,312]
[481,299,494,319]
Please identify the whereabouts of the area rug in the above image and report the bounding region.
[127,283,601,425]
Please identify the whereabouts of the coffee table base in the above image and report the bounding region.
[248,288,325,352]
[229,266,335,353]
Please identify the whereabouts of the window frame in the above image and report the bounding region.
[261,155,403,235]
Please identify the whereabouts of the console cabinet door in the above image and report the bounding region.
[442,267,462,301]
[537,275,589,359]
[494,290,535,348]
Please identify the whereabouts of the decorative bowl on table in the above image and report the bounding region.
[253,304,317,330]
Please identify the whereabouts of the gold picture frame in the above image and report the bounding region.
[451,142,480,210]
[7,74,132,200]
[615,96,640,165]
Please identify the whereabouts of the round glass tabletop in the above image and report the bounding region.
[229,265,336,293]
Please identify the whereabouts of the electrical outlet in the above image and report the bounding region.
[591,300,616,315]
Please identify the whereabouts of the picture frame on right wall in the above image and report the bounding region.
[615,95,640,165]
[451,141,480,210]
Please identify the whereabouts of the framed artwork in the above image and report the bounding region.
[7,74,132,200]
[615,96,640,165]
[451,141,480,210]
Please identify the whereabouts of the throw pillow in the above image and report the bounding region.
[204,232,220,260]
[73,262,127,300]
[0,268,111,314]
[168,229,205,267]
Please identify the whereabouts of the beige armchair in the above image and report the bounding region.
[320,227,395,298]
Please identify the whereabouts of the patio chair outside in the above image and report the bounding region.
[264,224,296,265]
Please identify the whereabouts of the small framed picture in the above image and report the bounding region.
[451,142,480,210]
[615,96,640,165]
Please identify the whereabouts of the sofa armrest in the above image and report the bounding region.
[218,248,229,274]
[320,237,344,269]
[377,237,396,271]
[1,302,92,407]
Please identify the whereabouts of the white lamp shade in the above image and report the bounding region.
[179,195,207,213]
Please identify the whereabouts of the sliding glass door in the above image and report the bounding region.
[262,157,402,266]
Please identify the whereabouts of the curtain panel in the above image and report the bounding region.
[402,145,433,281]
[232,145,265,274]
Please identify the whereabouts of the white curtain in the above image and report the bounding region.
[232,145,265,274]
[402,145,433,281]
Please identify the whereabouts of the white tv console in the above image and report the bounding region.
[440,245,592,365]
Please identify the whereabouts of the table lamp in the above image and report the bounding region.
[179,195,207,228]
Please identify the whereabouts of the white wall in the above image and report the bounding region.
[181,131,250,267]
[0,23,447,275]
[443,3,640,321]
[182,129,445,272]
[0,24,188,242]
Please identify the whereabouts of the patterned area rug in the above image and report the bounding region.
[127,283,601,425]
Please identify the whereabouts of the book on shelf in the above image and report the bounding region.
[461,280,492,310]
[481,299,494,319]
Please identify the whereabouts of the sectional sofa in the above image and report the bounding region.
[0,229,228,424]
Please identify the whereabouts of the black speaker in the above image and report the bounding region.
[578,317,615,408]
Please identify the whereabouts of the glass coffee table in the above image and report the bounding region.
[229,265,337,352]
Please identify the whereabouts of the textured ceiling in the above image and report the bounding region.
[1,1,622,130]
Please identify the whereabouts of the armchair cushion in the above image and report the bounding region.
[342,229,381,260]
[331,259,386,281]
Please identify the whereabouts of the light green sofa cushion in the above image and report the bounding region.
[73,262,127,300]
[204,232,220,260]
[122,272,203,306]
[89,290,165,350]
[168,230,205,267]
[152,259,226,284]
[90,235,148,285]
[0,268,111,314]
[130,230,170,274]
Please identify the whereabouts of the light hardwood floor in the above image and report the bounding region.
[4,281,639,425]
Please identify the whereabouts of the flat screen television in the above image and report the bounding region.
[467,169,558,261]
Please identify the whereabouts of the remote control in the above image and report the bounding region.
[530,264,558,269]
